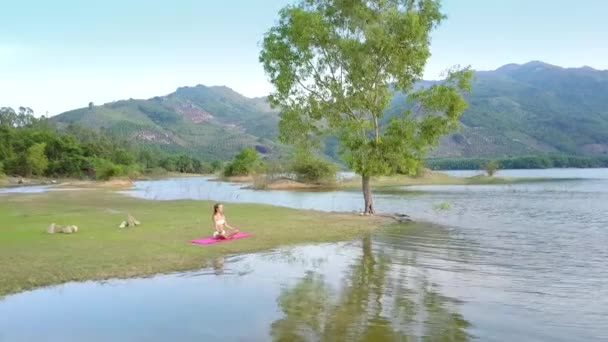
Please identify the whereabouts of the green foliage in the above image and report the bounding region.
[110,147,136,165]
[91,158,143,181]
[172,155,195,173]
[210,160,224,173]
[290,150,337,184]
[0,106,224,179]
[137,147,161,169]
[26,143,49,176]
[0,106,36,127]
[0,161,4,176]
[434,202,451,211]
[157,154,207,174]
[263,158,288,176]
[0,107,154,179]
[410,163,428,178]
[483,160,499,177]
[143,167,168,177]
[427,154,608,170]
[93,158,124,180]
[44,135,87,177]
[122,163,144,180]
[194,160,227,174]
[224,148,263,176]
[260,0,471,211]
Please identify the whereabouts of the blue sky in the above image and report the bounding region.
[1,0,607,116]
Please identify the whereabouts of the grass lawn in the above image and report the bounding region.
[0,189,392,297]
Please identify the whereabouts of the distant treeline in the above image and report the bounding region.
[0,107,222,180]
[426,155,608,170]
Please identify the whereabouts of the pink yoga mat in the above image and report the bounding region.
[191,232,250,245]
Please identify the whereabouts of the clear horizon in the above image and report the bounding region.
[2,0,607,116]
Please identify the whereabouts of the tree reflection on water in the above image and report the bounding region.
[271,234,471,341]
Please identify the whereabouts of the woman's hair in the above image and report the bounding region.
[213,203,222,216]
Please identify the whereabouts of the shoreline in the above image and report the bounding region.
[0,189,396,297]
[216,171,554,191]
[0,172,218,189]
[0,167,574,191]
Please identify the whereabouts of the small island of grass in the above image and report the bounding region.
[230,169,551,192]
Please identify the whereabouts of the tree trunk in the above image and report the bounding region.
[362,175,375,215]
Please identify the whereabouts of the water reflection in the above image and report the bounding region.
[271,235,470,341]
[212,256,225,275]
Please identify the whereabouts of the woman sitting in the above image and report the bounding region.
[212,203,240,239]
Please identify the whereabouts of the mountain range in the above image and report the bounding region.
[54,85,281,160]
[52,61,608,160]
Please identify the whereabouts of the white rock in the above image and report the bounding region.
[61,225,78,234]
[46,223,57,234]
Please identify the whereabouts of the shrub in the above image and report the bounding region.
[224,148,263,177]
[290,152,337,185]
[210,160,224,173]
[26,142,48,176]
[93,158,124,180]
[483,160,499,177]
[411,163,427,178]
[433,202,451,211]
[123,164,143,180]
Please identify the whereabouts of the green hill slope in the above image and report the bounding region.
[53,61,608,160]
[54,85,280,160]
[388,61,608,157]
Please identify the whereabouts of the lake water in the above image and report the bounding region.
[1,169,607,341]
[0,185,52,194]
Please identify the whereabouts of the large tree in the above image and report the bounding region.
[260,0,472,214]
